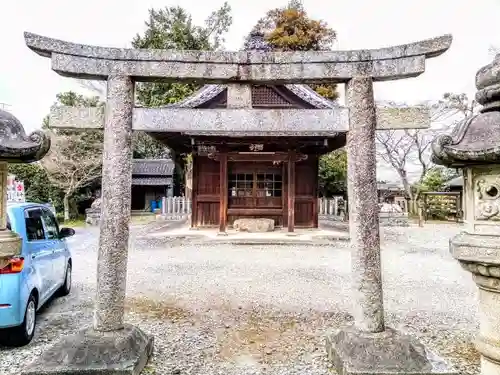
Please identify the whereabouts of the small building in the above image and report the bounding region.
[131,159,174,211]
[377,182,409,212]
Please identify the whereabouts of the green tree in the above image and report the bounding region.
[131,3,233,158]
[251,0,339,100]
[418,167,459,192]
[8,163,63,208]
[318,149,347,197]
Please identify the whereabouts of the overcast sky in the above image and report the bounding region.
[1,0,499,181]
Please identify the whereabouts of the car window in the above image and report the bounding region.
[24,209,46,241]
[41,209,59,240]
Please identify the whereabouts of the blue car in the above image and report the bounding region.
[0,203,74,347]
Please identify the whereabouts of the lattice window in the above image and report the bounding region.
[256,173,282,197]
[229,174,253,197]
[251,86,292,106]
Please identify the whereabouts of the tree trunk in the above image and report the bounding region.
[63,194,70,221]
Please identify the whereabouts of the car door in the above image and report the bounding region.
[41,208,66,287]
[24,208,53,303]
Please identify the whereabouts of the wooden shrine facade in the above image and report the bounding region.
[192,146,323,232]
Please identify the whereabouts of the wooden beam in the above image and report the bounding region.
[287,151,296,233]
[219,153,228,234]
[208,152,307,163]
[191,155,198,228]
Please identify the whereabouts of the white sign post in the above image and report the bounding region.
[7,175,26,203]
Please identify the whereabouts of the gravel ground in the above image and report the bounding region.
[0,224,480,375]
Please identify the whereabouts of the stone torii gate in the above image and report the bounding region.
[23,32,453,375]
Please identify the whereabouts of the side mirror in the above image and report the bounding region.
[59,227,75,239]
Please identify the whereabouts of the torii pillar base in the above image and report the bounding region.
[326,325,456,375]
[22,324,153,375]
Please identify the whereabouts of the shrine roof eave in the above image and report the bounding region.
[24,32,452,83]
[431,112,500,167]
[163,83,335,109]
[0,110,51,163]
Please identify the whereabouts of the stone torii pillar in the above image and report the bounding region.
[24,31,453,375]
[432,55,500,375]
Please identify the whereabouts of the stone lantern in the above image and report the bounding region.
[432,56,500,374]
[0,109,50,262]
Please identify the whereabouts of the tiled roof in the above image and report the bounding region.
[446,176,463,187]
[132,159,174,176]
[132,177,173,186]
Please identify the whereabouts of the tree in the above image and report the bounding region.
[8,163,62,208]
[42,92,104,220]
[130,3,233,159]
[418,166,459,192]
[376,93,477,213]
[251,0,338,100]
[318,149,347,197]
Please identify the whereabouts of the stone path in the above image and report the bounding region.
[0,223,480,375]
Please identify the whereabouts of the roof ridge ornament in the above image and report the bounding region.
[243,31,271,51]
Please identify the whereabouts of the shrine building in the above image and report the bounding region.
[148,35,345,232]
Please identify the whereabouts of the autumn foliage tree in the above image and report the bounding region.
[251,0,338,101]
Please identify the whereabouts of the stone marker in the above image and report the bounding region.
[233,218,275,232]
[432,54,500,375]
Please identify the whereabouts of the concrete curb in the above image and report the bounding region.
[134,233,350,247]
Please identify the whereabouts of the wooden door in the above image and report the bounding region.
[194,157,220,227]
[294,157,318,228]
[227,162,284,226]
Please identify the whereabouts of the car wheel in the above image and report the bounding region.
[58,262,72,296]
[2,293,37,347]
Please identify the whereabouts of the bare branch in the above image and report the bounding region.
[41,131,103,198]
[375,92,478,208]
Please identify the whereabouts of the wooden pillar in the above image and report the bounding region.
[282,162,287,227]
[219,153,228,233]
[191,155,198,228]
[287,151,296,233]
[313,156,319,228]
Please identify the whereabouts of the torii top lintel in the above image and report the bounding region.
[24,32,452,84]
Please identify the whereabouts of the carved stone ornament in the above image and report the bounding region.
[0,109,51,163]
[475,177,500,220]
[432,56,500,167]
[433,53,500,375]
